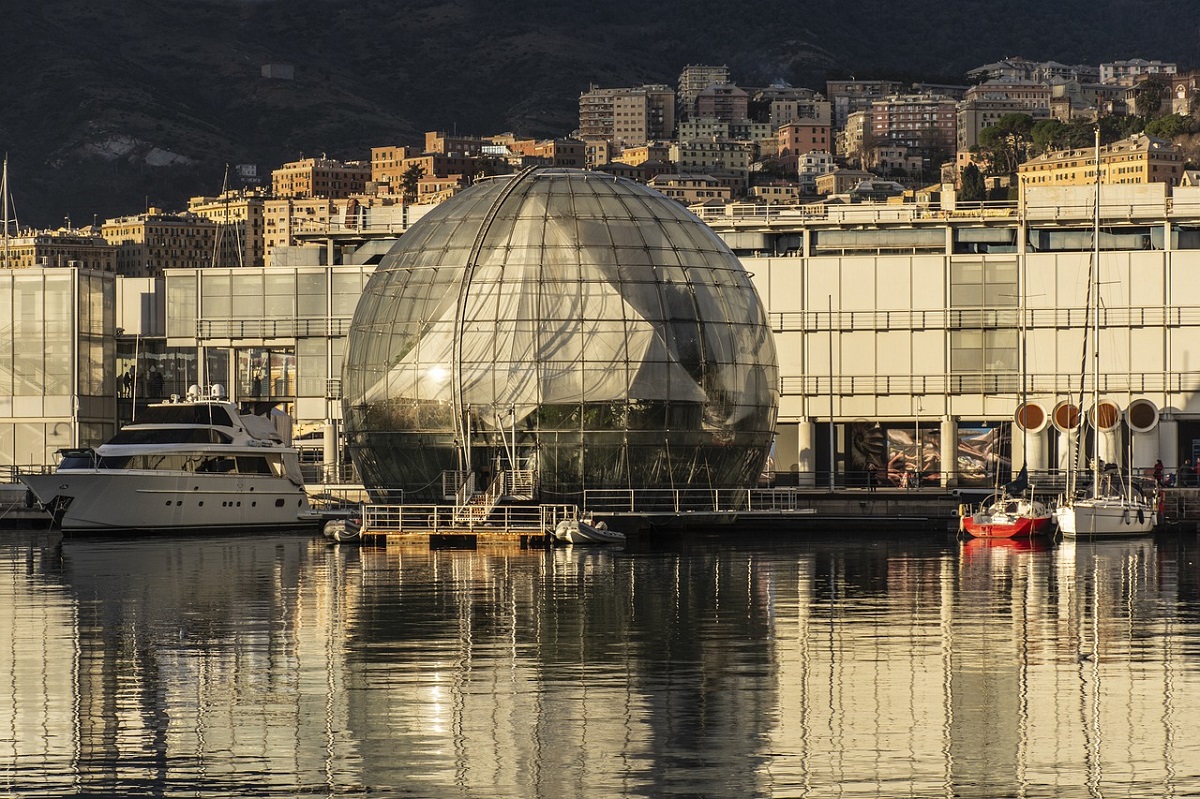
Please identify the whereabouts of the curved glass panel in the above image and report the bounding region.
[344,168,778,501]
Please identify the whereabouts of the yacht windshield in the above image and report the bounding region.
[107,428,233,445]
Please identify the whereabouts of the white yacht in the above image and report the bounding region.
[21,385,314,533]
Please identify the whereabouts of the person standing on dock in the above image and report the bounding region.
[866,462,878,492]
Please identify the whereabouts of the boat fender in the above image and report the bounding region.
[1123,509,1131,525]
[1138,508,1145,525]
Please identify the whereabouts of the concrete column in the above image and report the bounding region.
[323,420,339,483]
[775,422,800,480]
[1159,415,1178,472]
[1099,429,1122,468]
[939,417,957,487]
[1132,431,1160,477]
[1022,429,1048,475]
[1057,428,1082,472]
[796,419,816,488]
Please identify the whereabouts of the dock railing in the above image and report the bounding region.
[363,503,576,534]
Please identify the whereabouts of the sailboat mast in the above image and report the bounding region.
[1091,127,1101,499]
[1,155,10,269]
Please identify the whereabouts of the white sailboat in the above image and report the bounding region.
[1053,130,1156,538]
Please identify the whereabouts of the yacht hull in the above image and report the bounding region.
[22,470,313,533]
[1054,498,1156,538]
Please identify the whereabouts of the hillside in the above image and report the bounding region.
[1,0,1198,226]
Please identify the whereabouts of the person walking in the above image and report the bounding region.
[1154,459,1164,487]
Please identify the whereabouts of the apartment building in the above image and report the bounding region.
[0,230,115,272]
[777,121,834,159]
[967,57,1098,85]
[425,131,485,156]
[1018,134,1185,190]
[507,138,587,169]
[869,94,957,174]
[795,151,837,194]
[100,211,216,277]
[748,86,832,128]
[613,143,671,167]
[825,80,905,130]
[837,110,871,166]
[957,81,1052,150]
[271,157,370,199]
[646,174,733,204]
[669,140,753,182]
[677,65,730,121]
[187,189,269,268]
[695,84,749,124]
[1101,59,1178,86]
[578,84,675,148]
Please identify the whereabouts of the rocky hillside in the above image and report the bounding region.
[1,0,1197,225]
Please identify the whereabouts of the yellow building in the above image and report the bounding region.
[187,189,269,267]
[0,230,115,271]
[100,211,216,277]
[271,157,370,199]
[1018,134,1185,191]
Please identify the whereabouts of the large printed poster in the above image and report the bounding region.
[847,422,1010,487]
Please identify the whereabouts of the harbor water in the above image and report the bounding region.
[2,526,1200,797]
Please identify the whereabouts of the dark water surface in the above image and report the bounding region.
[2,527,1200,797]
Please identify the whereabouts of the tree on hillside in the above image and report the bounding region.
[1146,113,1198,139]
[960,162,986,202]
[1031,119,1069,155]
[400,164,425,203]
[1134,76,1169,118]
[978,113,1035,176]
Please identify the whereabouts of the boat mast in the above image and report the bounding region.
[1,155,10,269]
[1090,126,1101,500]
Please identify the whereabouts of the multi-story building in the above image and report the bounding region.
[777,121,834,160]
[747,85,832,128]
[370,145,420,190]
[613,143,671,167]
[669,140,754,185]
[795,151,837,194]
[837,110,871,166]
[187,189,269,267]
[271,157,370,199]
[424,131,485,156]
[1018,134,1185,191]
[583,139,611,169]
[967,57,1098,85]
[815,168,876,196]
[826,80,905,130]
[0,229,115,271]
[1100,59,1178,86]
[957,81,1053,150]
[645,174,733,204]
[578,85,675,148]
[507,138,587,169]
[695,84,749,124]
[100,210,217,277]
[692,180,1200,486]
[751,181,805,204]
[869,94,957,175]
[677,65,730,122]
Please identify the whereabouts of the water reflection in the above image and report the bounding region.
[1,528,1200,797]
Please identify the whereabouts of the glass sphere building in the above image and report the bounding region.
[343,168,778,502]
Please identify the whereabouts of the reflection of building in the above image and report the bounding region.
[342,168,778,501]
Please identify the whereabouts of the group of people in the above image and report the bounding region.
[118,365,166,398]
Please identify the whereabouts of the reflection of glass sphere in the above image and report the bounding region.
[343,168,778,501]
